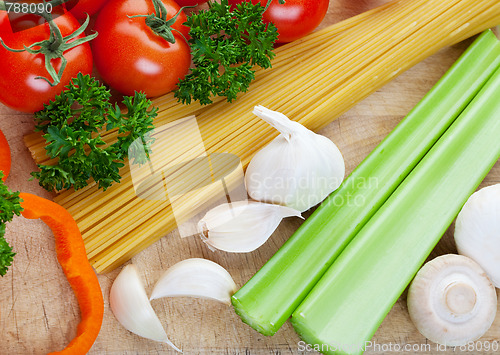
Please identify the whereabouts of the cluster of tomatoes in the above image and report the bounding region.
[0,0,329,113]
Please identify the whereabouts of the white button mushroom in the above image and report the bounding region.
[407,254,497,347]
[454,184,500,287]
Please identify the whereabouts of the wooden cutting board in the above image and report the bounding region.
[1,1,500,354]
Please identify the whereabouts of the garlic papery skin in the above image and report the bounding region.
[150,258,237,305]
[455,184,500,287]
[407,255,497,347]
[198,200,302,252]
[110,264,181,352]
[245,105,345,212]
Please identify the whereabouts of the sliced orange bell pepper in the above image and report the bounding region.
[0,129,11,181]
[19,193,104,355]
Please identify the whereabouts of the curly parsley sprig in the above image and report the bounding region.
[174,0,279,105]
[0,172,22,276]
[33,74,157,192]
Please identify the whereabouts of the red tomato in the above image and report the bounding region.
[60,0,107,20]
[174,0,209,5]
[92,0,191,97]
[229,0,329,43]
[0,12,93,113]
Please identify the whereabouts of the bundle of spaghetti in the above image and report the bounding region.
[25,0,500,273]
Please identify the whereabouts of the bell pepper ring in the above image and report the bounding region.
[0,129,11,181]
[19,192,104,354]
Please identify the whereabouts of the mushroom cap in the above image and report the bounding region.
[455,184,500,287]
[407,254,497,347]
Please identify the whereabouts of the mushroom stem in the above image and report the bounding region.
[407,254,497,346]
[444,282,477,315]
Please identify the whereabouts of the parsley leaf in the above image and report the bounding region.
[0,234,15,276]
[0,171,22,276]
[174,0,278,105]
[32,74,157,192]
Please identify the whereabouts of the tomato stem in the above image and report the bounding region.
[48,20,64,52]
[263,0,285,12]
[128,0,190,44]
[0,12,97,87]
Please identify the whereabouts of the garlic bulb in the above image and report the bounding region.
[198,200,302,252]
[455,184,500,287]
[110,264,181,352]
[407,254,497,346]
[245,105,345,212]
[150,258,238,305]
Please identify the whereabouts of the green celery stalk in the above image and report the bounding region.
[291,55,500,355]
[231,30,500,336]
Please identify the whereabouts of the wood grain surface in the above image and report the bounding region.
[1,1,500,354]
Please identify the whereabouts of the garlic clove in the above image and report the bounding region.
[110,264,181,352]
[198,200,302,252]
[150,258,238,305]
[454,184,500,287]
[407,254,497,347]
[246,105,345,212]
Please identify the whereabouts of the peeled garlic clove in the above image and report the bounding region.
[407,254,497,346]
[245,105,345,212]
[150,258,237,305]
[454,184,500,287]
[110,264,181,352]
[198,200,301,252]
